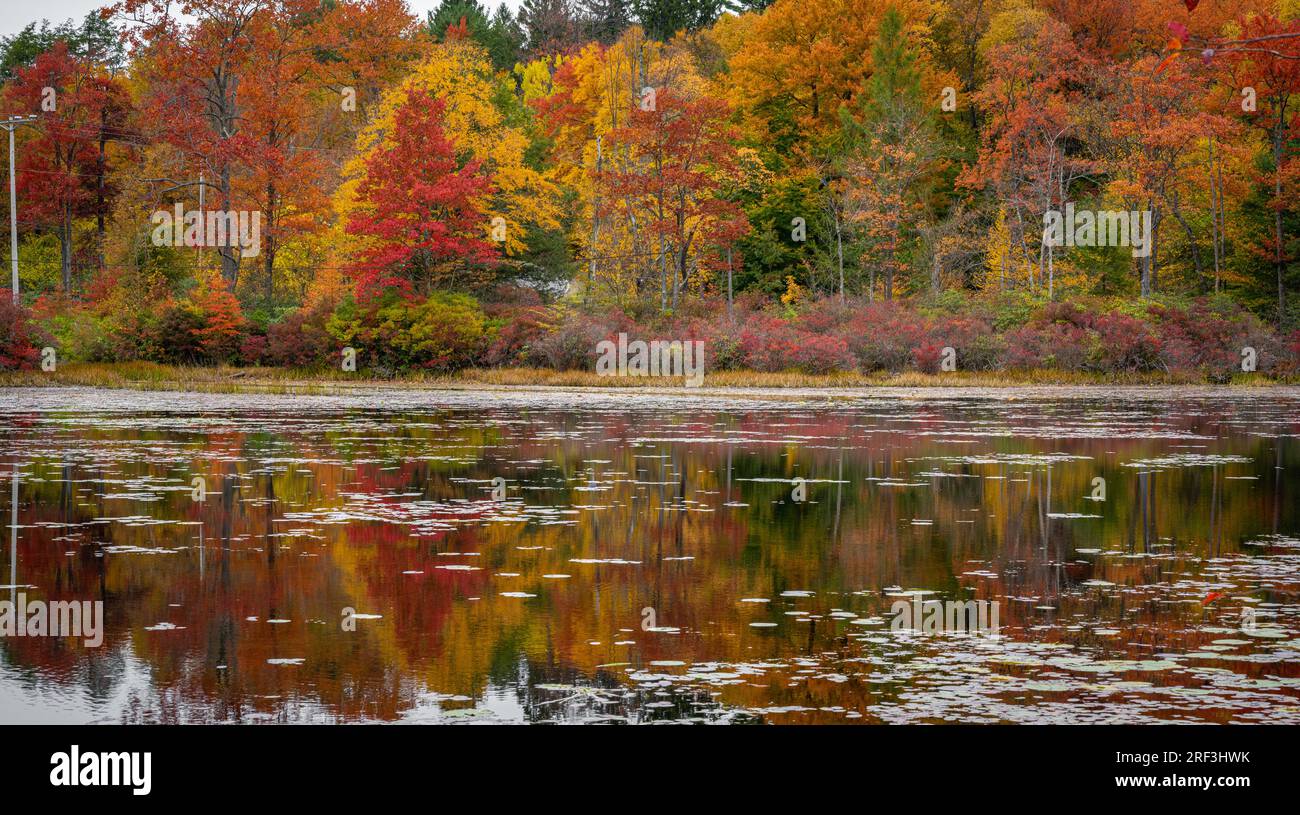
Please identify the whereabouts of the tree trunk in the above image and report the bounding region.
[264,180,276,310]
[96,107,107,272]
[60,206,72,293]
[218,165,240,287]
[1210,139,1223,294]
[1274,131,1287,325]
[726,246,733,320]
[587,137,602,305]
[1046,241,1054,300]
[833,202,844,300]
[1170,202,1205,287]
[1150,205,1161,294]
[883,218,896,301]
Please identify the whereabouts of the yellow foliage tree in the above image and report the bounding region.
[516,54,565,103]
[982,208,1036,291]
[713,0,947,144]
[533,27,732,308]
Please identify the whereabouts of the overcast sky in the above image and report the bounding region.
[2,1,528,40]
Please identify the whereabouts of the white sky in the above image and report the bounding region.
[2,1,528,40]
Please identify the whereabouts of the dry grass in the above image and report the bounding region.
[409,366,1293,388]
[0,362,1292,394]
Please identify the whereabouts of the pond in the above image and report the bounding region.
[1,385,1298,724]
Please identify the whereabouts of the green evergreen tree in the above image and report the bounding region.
[519,0,579,55]
[580,0,632,44]
[427,0,493,42]
[427,2,524,71]
[0,12,125,79]
[633,0,724,42]
[837,6,943,299]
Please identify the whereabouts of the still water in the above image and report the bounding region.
[1,385,1298,724]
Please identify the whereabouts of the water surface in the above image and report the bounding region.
[1,385,1298,724]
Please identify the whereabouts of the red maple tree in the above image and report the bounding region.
[4,42,130,292]
[345,87,499,300]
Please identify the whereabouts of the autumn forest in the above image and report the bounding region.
[2,0,1300,381]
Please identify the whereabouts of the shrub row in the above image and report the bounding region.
[3,288,1298,379]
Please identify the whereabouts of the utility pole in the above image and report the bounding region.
[3,115,37,305]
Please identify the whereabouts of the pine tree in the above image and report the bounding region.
[721,0,774,12]
[859,5,926,135]
[427,2,522,71]
[580,0,632,45]
[519,0,579,56]
[838,6,943,300]
[427,0,492,42]
[633,0,724,42]
[487,5,525,69]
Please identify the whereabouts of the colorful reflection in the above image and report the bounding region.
[0,387,1298,723]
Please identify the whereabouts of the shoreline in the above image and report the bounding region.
[0,361,1294,395]
[2,363,1300,404]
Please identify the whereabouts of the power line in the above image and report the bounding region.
[0,117,357,156]
[0,251,678,271]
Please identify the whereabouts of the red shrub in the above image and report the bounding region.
[912,343,944,374]
[786,333,856,373]
[735,312,856,373]
[190,283,247,364]
[799,297,855,334]
[1283,330,1300,376]
[265,298,339,367]
[737,314,800,372]
[1092,312,1161,372]
[1150,300,1281,376]
[838,301,929,371]
[1033,301,1096,330]
[0,299,44,370]
[669,314,745,370]
[531,309,637,370]
[1002,322,1094,370]
[483,304,552,366]
[240,334,268,366]
[927,316,998,370]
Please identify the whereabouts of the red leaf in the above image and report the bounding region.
[1168,21,1189,41]
[1183,0,1200,11]
[1202,591,1226,606]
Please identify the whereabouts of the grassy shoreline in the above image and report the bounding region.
[0,361,1294,396]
